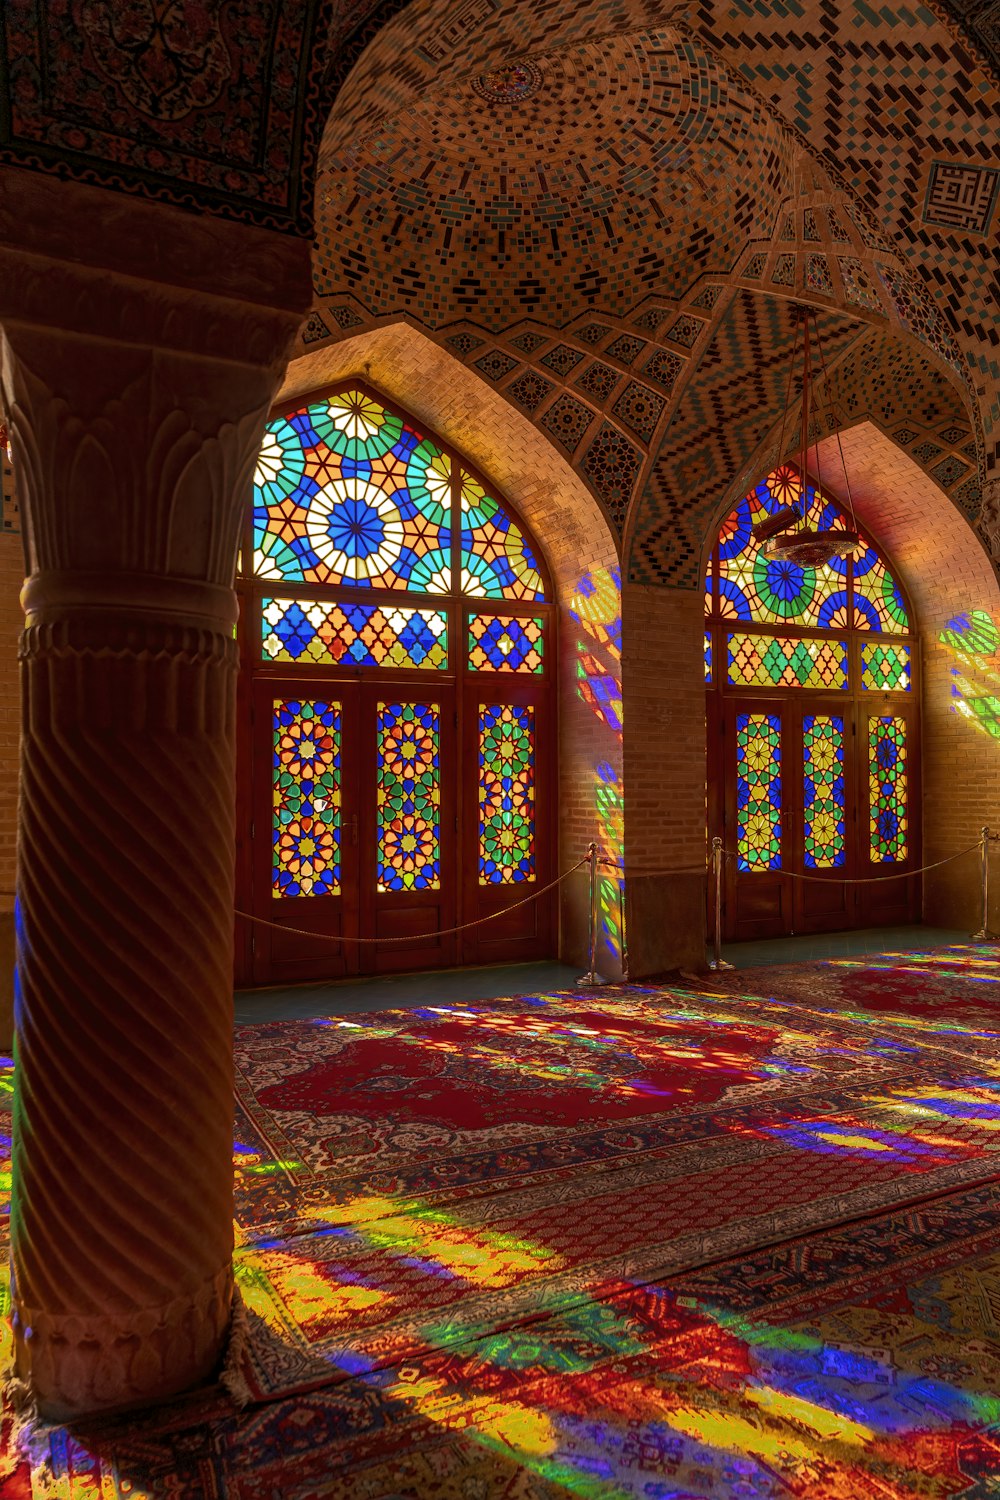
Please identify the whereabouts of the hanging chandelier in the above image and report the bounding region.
[751,307,860,568]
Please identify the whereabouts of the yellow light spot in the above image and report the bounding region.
[815,1131,893,1152]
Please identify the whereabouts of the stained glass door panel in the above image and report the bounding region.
[791,702,854,936]
[359,684,458,975]
[459,683,555,966]
[724,700,790,940]
[858,705,920,929]
[248,678,361,984]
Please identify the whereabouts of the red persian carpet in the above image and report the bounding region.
[6,950,1000,1496]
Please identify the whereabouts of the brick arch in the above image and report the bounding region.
[276,320,625,971]
[278,320,618,596]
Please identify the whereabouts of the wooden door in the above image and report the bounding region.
[721,694,920,942]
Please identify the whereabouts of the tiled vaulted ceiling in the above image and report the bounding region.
[315,30,793,329]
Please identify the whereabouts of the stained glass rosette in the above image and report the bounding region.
[468,614,544,673]
[253,391,452,592]
[717,471,851,629]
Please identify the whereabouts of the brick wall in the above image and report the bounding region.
[815,423,1000,932]
[279,323,624,970]
[621,583,707,974]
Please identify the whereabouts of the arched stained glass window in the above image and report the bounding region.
[712,465,908,635]
[253,388,545,603]
[706,463,919,942]
[237,383,557,989]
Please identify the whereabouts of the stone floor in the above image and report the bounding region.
[233,923,968,1024]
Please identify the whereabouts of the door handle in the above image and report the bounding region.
[346,812,358,846]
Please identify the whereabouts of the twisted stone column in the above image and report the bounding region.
[0,168,311,1417]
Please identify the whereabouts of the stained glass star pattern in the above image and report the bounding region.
[736,713,781,871]
[468,614,544,673]
[262,598,448,669]
[254,391,452,591]
[377,703,441,891]
[479,705,536,884]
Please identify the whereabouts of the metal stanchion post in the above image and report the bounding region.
[972,825,998,942]
[708,835,733,971]
[576,840,607,987]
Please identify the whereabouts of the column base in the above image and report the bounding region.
[626,872,708,977]
[13,1263,234,1422]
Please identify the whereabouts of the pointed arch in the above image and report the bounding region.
[246,381,553,605]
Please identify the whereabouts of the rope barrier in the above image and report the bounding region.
[719,842,980,884]
[235,858,588,945]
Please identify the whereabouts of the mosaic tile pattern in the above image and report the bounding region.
[507,371,554,411]
[474,349,519,382]
[316,31,792,331]
[806,254,833,294]
[302,312,332,345]
[839,258,883,314]
[330,306,363,330]
[666,314,704,348]
[509,331,547,354]
[577,322,611,345]
[642,350,684,394]
[540,344,584,376]
[582,423,643,532]
[771,255,795,287]
[606,334,647,366]
[575,362,620,401]
[632,306,670,332]
[924,162,999,235]
[631,294,862,588]
[447,332,485,356]
[541,393,594,452]
[612,381,666,443]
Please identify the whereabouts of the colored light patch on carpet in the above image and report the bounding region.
[33,1224,1000,1500]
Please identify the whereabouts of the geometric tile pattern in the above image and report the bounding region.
[541,393,594,453]
[581,423,643,534]
[612,381,666,443]
[575,362,620,401]
[316,31,792,331]
[630,293,864,587]
[508,371,554,411]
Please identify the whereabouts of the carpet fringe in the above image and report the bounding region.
[219,1285,253,1409]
